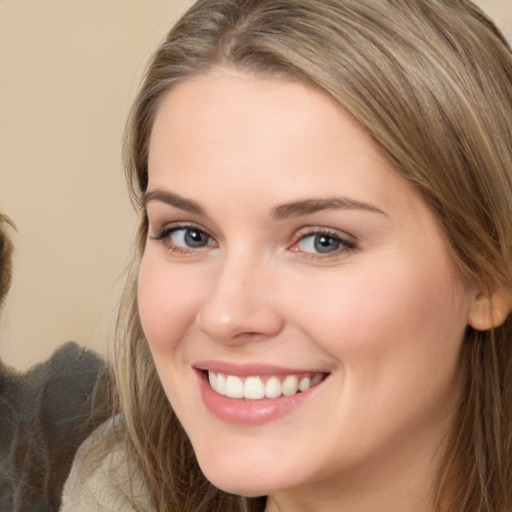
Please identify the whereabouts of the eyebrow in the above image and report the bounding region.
[143,189,205,216]
[143,189,386,219]
[271,197,386,220]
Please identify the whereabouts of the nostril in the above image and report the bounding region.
[234,331,260,339]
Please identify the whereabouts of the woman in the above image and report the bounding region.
[62,1,512,511]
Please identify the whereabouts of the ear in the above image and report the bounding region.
[469,285,511,331]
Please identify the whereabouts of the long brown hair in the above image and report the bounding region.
[116,1,512,510]
[0,214,15,310]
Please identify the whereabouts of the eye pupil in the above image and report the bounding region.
[184,229,208,247]
[314,234,340,253]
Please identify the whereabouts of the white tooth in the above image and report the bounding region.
[208,371,217,389]
[244,376,265,400]
[215,373,226,395]
[225,375,244,398]
[311,373,323,386]
[265,376,282,398]
[299,376,311,392]
[282,375,299,396]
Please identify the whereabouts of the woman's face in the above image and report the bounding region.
[139,69,477,506]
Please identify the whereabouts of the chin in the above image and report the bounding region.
[204,475,274,498]
[196,453,292,497]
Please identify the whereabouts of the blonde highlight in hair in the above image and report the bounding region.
[116,1,512,510]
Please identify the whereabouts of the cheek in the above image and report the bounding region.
[286,254,470,367]
[137,252,202,352]
[283,258,470,440]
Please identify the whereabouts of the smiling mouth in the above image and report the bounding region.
[207,371,327,400]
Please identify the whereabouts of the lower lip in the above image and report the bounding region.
[197,371,324,425]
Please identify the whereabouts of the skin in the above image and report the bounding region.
[138,68,480,512]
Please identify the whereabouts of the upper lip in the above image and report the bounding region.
[193,360,329,377]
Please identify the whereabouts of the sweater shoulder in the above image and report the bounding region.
[60,416,154,512]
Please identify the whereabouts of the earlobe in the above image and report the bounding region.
[468,286,512,331]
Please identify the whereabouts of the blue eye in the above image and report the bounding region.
[170,227,213,248]
[295,231,355,255]
[151,225,216,252]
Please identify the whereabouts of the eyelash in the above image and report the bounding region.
[290,228,357,259]
[150,223,216,254]
[149,224,357,258]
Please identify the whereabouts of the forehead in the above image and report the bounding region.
[150,67,362,149]
[149,70,394,189]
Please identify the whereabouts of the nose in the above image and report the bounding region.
[195,255,284,344]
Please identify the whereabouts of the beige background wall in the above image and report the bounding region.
[0,0,193,370]
[0,0,511,371]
